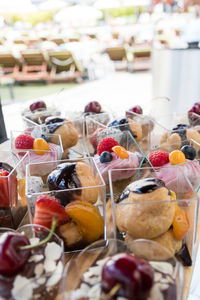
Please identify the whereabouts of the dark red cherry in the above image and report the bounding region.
[102,253,154,300]
[129,105,143,115]
[84,101,102,113]
[30,101,47,112]
[188,102,200,125]
[0,232,30,276]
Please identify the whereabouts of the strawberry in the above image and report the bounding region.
[149,151,169,167]
[15,134,35,150]
[0,169,17,207]
[97,137,119,156]
[33,195,68,229]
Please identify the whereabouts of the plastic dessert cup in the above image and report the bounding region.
[0,150,29,229]
[85,111,152,154]
[108,167,199,268]
[0,224,64,300]
[62,238,184,300]
[11,129,63,170]
[26,157,106,253]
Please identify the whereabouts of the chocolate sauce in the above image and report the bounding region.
[117,178,165,203]
[171,124,189,146]
[47,162,81,206]
[176,243,192,266]
[45,116,65,133]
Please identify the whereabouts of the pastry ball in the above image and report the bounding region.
[47,162,98,206]
[115,178,175,239]
[45,117,79,149]
[128,118,143,142]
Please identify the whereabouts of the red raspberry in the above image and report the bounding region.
[15,134,35,150]
[97,137,119,156]
[149,151,169,167]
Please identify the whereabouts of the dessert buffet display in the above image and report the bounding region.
[1,99,200,299]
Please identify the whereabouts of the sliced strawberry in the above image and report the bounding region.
[33,195,68,229]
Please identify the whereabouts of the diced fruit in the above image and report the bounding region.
[112,146,129,159]
[30,100,46,112]
[18,179,26,206]
[128,105,143,115]
[102,253,154,299]
[84,101,101,113]
[149,150,169,167]
[33,138,50,155]
[65,201,103,243]
[173,204,189,240]
[181,145,196,160]
[97,137,119,156]
[169,150,186,165]
[0,232,30,276]
[33,195,68,229]
[100,151,113,163]
[0,169,17,207]
[15,134,35,150]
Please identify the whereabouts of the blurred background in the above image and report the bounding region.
[0,0,200,112]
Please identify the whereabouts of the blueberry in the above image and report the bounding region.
[100,151,113,163]
[108,118,129,132]
[41,134,50,142]
[181,145,196,160]
[108,119,119,127]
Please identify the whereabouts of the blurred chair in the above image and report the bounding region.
[16,50,49,82]
[48,51,84,83]
[50,38,65,45]
[0,53,19,78]
[105,46,128,71]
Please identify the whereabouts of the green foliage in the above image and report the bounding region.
[4,11,54,25]
[101,6,145,18]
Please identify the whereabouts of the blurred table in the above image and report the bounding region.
[152,48,200,115]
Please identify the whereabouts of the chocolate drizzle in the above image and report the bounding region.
[117,178,165,203]
[45,116,65,133]
[47,162,81,206]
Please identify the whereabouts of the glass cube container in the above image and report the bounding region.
[26,157,106,253]
[108,167,199,268]
[62,238,184,300]
[0,150,29,229]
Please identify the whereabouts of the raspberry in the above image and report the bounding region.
[97,137,119,156]
[149,151,169,167]
[15,134,35,150]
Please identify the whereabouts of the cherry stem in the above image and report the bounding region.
[20,217,58,251]
[99,284,121,300]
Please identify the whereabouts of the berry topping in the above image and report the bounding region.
[171,124,189,141]
[112,146,129,159]
[29,100,46,112]
[108,118,129,131]
[33,195,68,229]
[128,105,143,115]
[33,138,50,155]
[181,145,196,160]
[149,151,169,167]
[0,232,30,276]
[169,150,186,165]
[173,204,189,240]
[188,103,200,125]
[97,137,119,156]
[15,134,35,150]
[100,151,113,163]
[102,253,154,300]
[89,128,104,150]
[84,101,101,113]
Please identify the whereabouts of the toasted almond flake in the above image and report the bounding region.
[28,254,44,263]
[154,272,162,282]
[34,263,44,277]
[150,262,173,276]
[11,275,33,300]
[157,283,169,291]
[46,261,63,287]
[45,242,62,261]
[29,238,40,245]
[96,257,110,266]
[37,277,46,285]
[148,283,164,300]
[44,259,56,273]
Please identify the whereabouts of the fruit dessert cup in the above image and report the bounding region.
[0,150,29,229]
[21,100,61,128]
[148,141,200,194]
[108,167,198,268]
[26,157,106,252]
[62,239,184,300]
[91,133,152,188]
[11,130,63,174]
[0,223,64,300]
[85,109,152,155]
